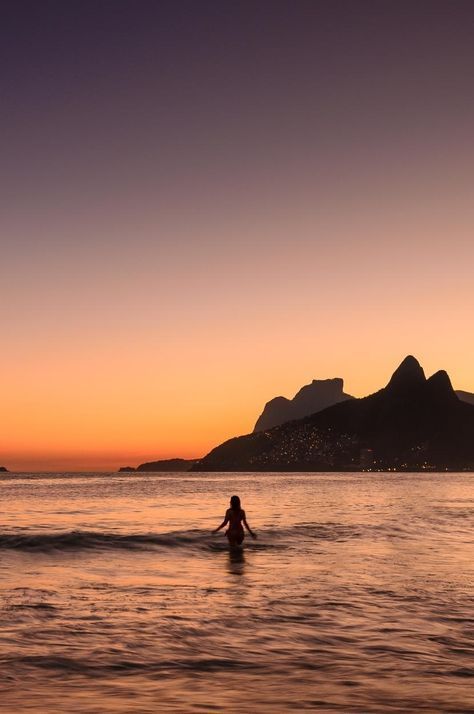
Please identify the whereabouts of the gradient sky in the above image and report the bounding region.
[2,1,474,471]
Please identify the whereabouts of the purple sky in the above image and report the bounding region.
[2,1,474,469]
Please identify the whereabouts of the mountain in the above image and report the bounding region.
[0,466,8,472]
[193,356,474,472]
[136,458,197,472]
[254,378,354,432]
[457,390,474,406]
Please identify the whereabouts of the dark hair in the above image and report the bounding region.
[230,495,241,511]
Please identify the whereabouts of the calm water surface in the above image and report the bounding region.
[1,471,474,713]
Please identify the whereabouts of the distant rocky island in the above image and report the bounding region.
[0,466,8,472]
[193,356,474,472]
[254,377,353,432]
[118,458,197,473]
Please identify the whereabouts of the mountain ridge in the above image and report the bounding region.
[457,389,474,406]
[254,377,354,432]
[194,356,474,472]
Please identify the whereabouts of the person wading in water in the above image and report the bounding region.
[212,495,256,546]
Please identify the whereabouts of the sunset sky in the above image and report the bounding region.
[2,1,473,471]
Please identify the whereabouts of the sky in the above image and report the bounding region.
[2,0,474,471]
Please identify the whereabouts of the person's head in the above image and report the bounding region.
[230,495,241,511]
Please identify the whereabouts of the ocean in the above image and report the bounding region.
[1,471,473,713]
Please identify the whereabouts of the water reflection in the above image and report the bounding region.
[227,545,246,575]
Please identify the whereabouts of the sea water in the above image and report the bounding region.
[1,471,473,713]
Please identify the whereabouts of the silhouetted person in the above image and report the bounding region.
[212,495,256,546]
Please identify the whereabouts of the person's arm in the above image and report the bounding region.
[242,511,257,539]
[212,511,229,534]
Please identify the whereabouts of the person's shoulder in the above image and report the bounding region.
[241,509,246,517]
[225,508,231,516]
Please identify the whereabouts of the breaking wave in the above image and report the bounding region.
[0,529,212,553]
[0,522,366,553]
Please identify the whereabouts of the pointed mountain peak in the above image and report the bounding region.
[426,370,457,402]
[386,355,426,391]
[427,369,452,388]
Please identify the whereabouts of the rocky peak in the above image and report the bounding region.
[426,370,458,403]
[254,377,353,432]
[385,355,426,393]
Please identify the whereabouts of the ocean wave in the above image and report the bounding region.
[0,530,209,553]
[0,522,372,553]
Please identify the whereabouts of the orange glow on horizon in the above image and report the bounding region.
[3,99,474,473]
[2,0,474,472]
[3,336,473,471]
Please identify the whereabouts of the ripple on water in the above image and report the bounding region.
[2,472,474,712]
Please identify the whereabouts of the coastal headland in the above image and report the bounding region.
[193,356,474,472]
